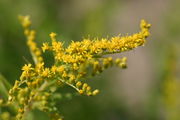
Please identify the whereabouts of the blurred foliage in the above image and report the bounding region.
[0,0,180,120]
[0,74,12,100]
[145,0,180,120]
[162,49,180,120]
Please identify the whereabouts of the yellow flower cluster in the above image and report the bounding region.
[44,20,150,65]
[19,16,43,64]
[8,15,151,120]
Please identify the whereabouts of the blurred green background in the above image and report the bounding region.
[0,0,180,120]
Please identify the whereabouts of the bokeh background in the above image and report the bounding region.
[0,0,180,120]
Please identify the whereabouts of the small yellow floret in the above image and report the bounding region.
[50,32,57,41]
[19,15,31,28]
[22,64,33,72]
[92,89,99,96]
[42,43,50,52]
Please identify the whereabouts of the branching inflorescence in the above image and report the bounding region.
[7,15,151,120]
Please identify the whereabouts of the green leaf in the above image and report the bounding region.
[0,73,12,99]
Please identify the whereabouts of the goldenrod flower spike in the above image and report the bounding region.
[9,15,151,120]
[19,15,43,64]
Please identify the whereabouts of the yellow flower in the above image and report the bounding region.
[69,74,76,82]
[57,66,65,73]
[76,81,82,88]
[50,32,57,41]
[42,42,50,52]
[19,15,31,28]
[62,71,68,78]
[41,68,51,77]
[52,41,63,52]
[13,16,151,120]
[51,65,57,74]
[22,64,33,72]
[92,89,99,96]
